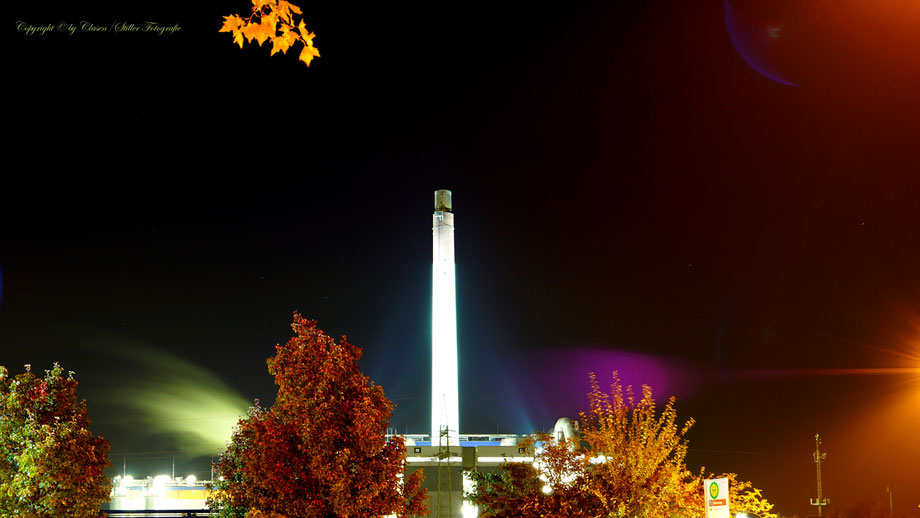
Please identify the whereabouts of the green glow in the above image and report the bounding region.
[97,339,250,455]
[129,371,249,455]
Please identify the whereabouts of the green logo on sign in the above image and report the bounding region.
[709,481,719,499]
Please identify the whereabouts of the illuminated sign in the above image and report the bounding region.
[704,477,730,518]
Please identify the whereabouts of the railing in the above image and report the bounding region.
[103,510,212,517]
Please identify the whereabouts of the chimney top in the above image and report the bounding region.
[434,189,452,212]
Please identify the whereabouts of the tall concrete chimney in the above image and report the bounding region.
[431,189,459,445]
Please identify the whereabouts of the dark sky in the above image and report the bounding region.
[6,0,920,515]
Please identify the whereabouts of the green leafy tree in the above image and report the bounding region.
[208,313,426,518]
[0,363,111,518]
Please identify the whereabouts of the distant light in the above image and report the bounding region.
[461,500,479,518]
[542,485,552,494]
[148,475,171,497]
[462,471,475,494]
[186,475,197,484]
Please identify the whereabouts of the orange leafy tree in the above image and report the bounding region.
[469,372,776,518]
[219,0,319,66]
[208,313,426,518]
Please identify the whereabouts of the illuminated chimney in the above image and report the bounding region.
[431,189,459,445]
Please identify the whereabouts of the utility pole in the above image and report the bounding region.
[886,486,893,518]
[810,434,829,516]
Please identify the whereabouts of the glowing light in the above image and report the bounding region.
[116,475,133,496]
[462,471,475,494]
[431,190,459,445]
[186,475,197,485]
[150,475,171,497]
[98,341,250,455]
[461,472,479,518]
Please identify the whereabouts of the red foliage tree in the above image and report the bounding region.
[468,433,596,518]
[208,313,426,518]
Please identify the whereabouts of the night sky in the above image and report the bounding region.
[7,0,920,515]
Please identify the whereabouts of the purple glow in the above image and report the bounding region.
[525,346,700,420]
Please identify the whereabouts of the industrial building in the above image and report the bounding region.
[108,190,556,517]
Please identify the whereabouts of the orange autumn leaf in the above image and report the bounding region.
[219,14,243,33]
[220,0,318,67]
[270,27,298,56]
[299,41,319,66]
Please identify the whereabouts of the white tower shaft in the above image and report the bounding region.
[432,189,459,445]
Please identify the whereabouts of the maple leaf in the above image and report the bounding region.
[276,0,302,23]
[252,13,276,46]
[271,28,297,56]
[297,19,313,42]
[219,14,243,33]
[299,42,320,66]
[221,0,318,67]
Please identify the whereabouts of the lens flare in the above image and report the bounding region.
[734,366,920,380]
[724,0,799,86]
